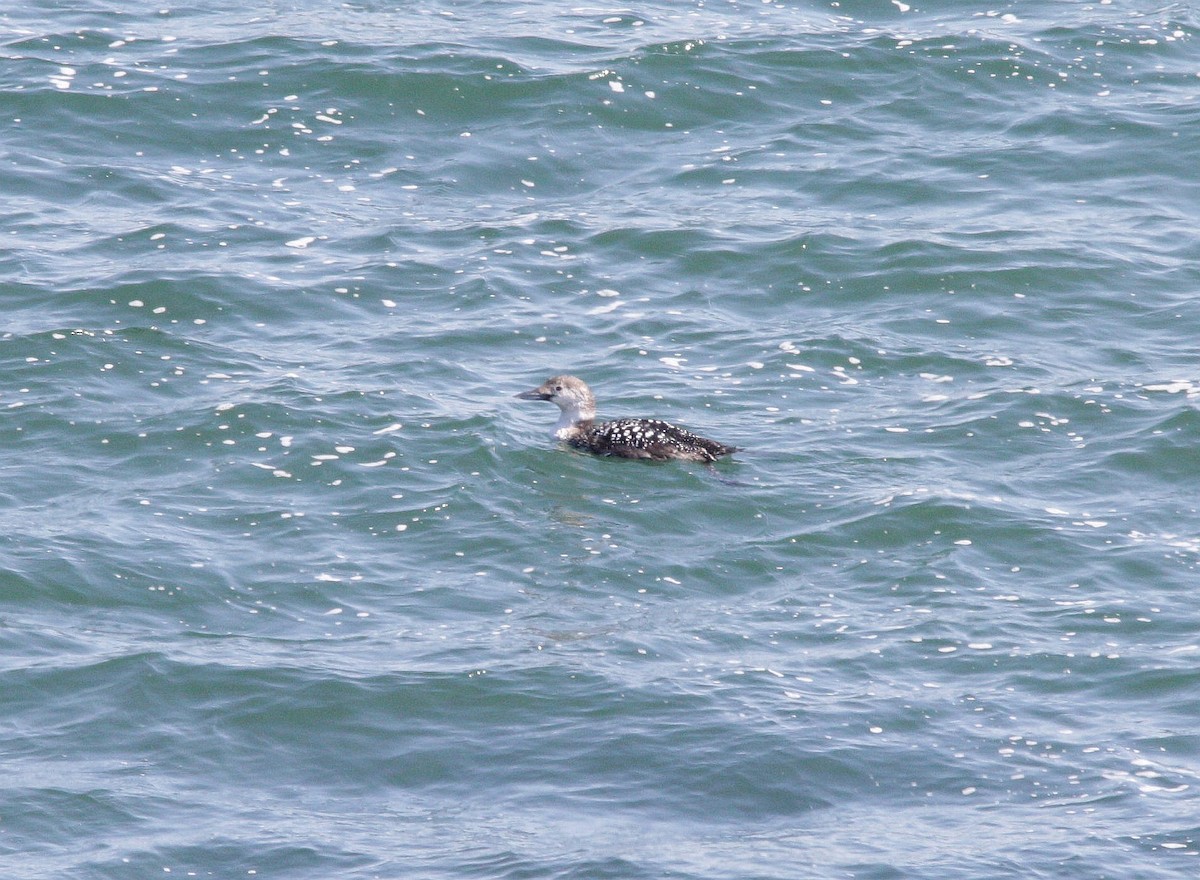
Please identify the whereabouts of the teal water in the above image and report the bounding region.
[4,2,1200,878]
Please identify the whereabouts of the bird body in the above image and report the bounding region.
[515,375,738,463]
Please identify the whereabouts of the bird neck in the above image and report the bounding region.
[553,402,594,438]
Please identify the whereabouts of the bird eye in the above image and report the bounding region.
[554,385,562,392]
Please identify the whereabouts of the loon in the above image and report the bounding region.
[515,375,739,462]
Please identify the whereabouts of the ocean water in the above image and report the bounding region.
[3,1,1200,877]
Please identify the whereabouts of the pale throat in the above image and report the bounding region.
[553,398,594,438]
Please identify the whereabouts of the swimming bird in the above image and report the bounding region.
[515,375,739,462]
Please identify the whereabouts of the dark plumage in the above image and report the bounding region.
[515,375,739,463]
